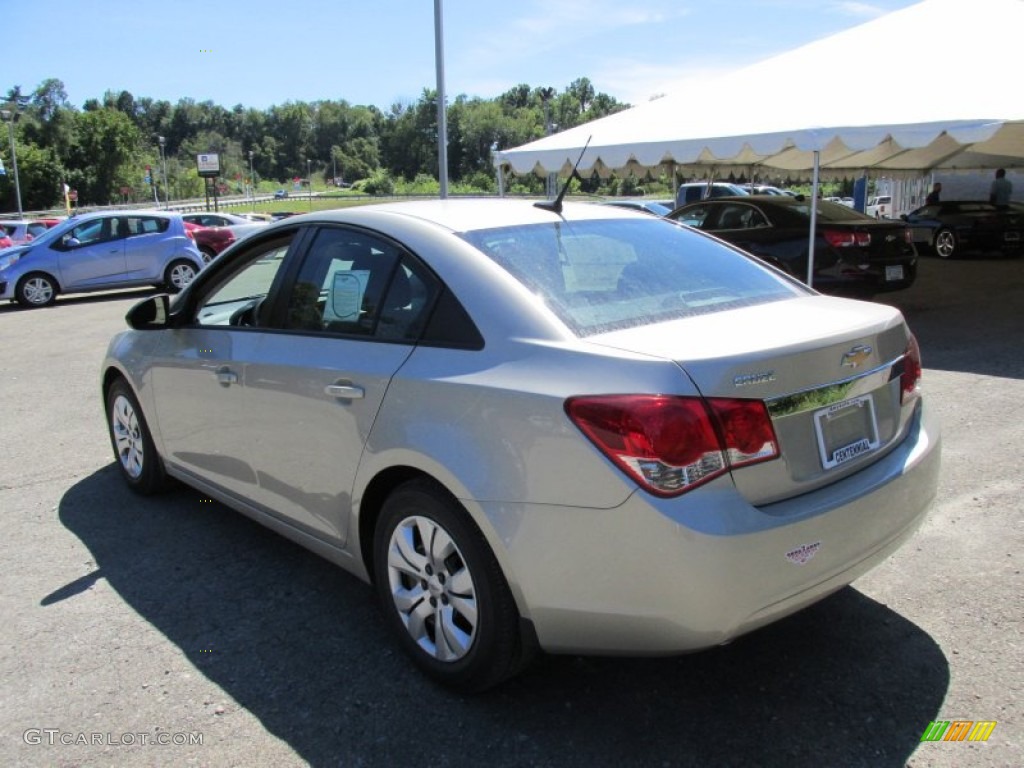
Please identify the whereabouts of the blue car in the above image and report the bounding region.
[0,210,204,308]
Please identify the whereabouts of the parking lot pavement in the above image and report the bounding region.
[0,257,1021,767]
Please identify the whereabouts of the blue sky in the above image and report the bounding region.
[8,0,920,111]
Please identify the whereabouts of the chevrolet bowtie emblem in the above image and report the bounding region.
[841,345,873,368]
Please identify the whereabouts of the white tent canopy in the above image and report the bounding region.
[495,0,1024,181]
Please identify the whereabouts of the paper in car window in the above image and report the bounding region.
[330,270,370,320]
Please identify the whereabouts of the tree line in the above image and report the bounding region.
[0,77,628,211]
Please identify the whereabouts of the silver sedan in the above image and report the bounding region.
[101,199,941,691]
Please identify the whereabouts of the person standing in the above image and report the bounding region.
[925,182,942,205]
[989,168,1012,208]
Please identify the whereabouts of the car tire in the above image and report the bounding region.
[373,479,532,692]
[199,247,216,265]
[164,259,198,292]
[105,378,170,495]
[934,228,958,259]
[15,272,58,308]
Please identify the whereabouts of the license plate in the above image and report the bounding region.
[1004,231,1020,242]
[885,265,904,281]
[814,394,880,470]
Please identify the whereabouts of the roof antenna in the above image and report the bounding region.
[534,136,592,215]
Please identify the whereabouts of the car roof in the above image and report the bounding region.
[260,198,643,234]
[71,209,179,219]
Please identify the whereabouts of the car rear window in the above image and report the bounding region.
[786,200,875,223]
[461,218,804,337]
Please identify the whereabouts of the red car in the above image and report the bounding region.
[188,223,263,264]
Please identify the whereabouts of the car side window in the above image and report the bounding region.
[716,205,749,230]
[676,204,712,228]
[281,227,435,341]
[64,217,116,247]
[194,235,292,327]
[125,216,170,236]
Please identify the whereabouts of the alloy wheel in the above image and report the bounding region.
[168,262,197,290]
[21,276,55,306]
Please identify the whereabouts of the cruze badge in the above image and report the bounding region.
[841,345,873,368]
[733,371,776,387]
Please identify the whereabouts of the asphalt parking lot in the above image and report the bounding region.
[0,252,1021,767]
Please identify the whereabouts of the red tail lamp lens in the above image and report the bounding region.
[901,334,922,403]
[566,394,778,496]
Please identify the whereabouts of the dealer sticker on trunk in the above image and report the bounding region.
[813,394,880,470]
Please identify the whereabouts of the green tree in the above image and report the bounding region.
[66,108,142,204]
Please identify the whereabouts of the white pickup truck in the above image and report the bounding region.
[866,195,893,218]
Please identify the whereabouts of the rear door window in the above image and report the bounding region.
[281,227,437,342]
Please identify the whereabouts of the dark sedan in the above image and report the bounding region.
[901,201,1022,259]
[668,196,917,295]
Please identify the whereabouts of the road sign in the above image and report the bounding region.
[197,153,221,178]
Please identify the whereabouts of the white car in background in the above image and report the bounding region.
[866,195,893,218]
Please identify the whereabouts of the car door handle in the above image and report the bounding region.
[216,367,238,386]
[324,383,364,400]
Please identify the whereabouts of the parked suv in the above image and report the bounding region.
[0,211,204,308]
[675,182,749,208]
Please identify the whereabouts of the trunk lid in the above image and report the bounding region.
[588,295,916,504]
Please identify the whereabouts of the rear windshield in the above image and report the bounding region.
[460,218,804,337]
[787,200,876,223]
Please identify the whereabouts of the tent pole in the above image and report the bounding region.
[807,150,820,287]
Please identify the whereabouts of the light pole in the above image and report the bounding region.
[248,150,255,206]
[434,0,449,198]
[157,135,169,208]
[307,159,312,211]
[491,141,504,197]
[1,110,23,217]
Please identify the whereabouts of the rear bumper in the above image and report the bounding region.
[474,399,940,655]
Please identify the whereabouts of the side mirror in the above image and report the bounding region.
[126,294,171,330]
[62,236,81,248]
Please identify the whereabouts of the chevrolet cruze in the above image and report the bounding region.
[101,199,940,690]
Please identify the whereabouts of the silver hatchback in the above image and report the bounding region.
[101,200,940,690]
[0,210,204,307]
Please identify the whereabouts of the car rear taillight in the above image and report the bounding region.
[901,334,922,404]
[823,230,871,247]
[903,228,913,244]
[565,394,779,497]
